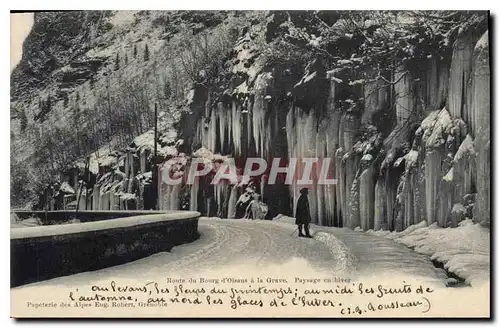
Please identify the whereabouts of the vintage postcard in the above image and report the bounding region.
[10,10,491,318]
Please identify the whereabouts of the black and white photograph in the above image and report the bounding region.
[9,9,491,318]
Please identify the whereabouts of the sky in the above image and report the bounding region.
[10,13,34,72]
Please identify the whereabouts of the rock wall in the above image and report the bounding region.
[11,12,489,232]
[174,20,489,230]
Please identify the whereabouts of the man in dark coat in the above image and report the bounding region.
[295,188,312,238]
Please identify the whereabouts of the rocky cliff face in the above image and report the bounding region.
[168,11,490,230]
[10,10,245,208]
[12,11,490,232]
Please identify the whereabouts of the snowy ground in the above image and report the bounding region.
[11,216,491,318]
[365,219,490,287]
[273,216,448,283]
[11,216,461,290]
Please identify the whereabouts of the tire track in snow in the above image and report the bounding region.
[14,218,350,288]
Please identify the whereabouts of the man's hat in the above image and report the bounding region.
[300,188,308,194]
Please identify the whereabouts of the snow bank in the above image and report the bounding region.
[367,219,490,286]
[11,211,201,239]
[272,213,295,224]
[273,214,447,281]
[16,217,43,228]
[192,146,214,160]
[10,213,26,229]
[59,181,75,194]
[273,214,357,273]
[11,212,20,223]
[314,232,357,273]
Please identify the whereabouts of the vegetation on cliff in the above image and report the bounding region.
[11,11,489,233]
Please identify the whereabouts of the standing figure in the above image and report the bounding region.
[295,188,312,238]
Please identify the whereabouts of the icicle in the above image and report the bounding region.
[252,72,273,157]
[285,105,327,224]
[120,178,128,193]
[158,165,164,210]
[138,183,144,210]
[336,149,345,227]
[163,185,170,210]
[214,184,219,213]
[109,190,115,210]
[324,114,340,226]
[127,178,133,194]
[286,106,294,158]
[374,179,386,230]
[324,184,335,226]
[218,102,226,152]
[232,101,241,156]
[140,150,146,173]
[291,183,298,217]
[424,150,442,225]
[92,184,100,210]
[206,198,211,218]
[100,190,107,210]
[190,177,199,211]
[359,167,375,230]
[448,32,475,120]
[425,58,439,112]
[260,175,265,200]
[252,97,261,155]
[362,68,387,124]
[170,184,180,210]
[309,182,318,225]
[206,109,217,152]
[227,184,238,219]
[215,182,226,216]
[315,132,325,226]
[228,102,232,152]
[109,188,118,210]
[472,31,490,225]
[124,151,130,177]
[212,183,224,216]
[246,97,254,152]
[104,191,110,210]
[394,65,414,124]
[348,178,360,229]
[403,173,414,229]
[130,153,135,177]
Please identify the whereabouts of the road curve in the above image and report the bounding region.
[13,217,447,288]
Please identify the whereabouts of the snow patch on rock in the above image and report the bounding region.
[454,134,475,162]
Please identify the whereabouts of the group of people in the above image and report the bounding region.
[242,193,268,220]
[243,187,312,238]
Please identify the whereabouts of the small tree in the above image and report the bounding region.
[63,93,69,107]
[114,52,120,71]
[144,43,150,61]
[164,79,172,99]
[133,44,137,58]
[45,95,52,111]
[19,108,27,132]
[124,53,128,65]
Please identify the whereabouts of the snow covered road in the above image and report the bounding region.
[11,217,491,319]
[12,217,450,289]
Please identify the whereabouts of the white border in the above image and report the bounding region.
[2,2,498,327]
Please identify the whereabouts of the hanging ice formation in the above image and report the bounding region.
[163,20,489,231]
